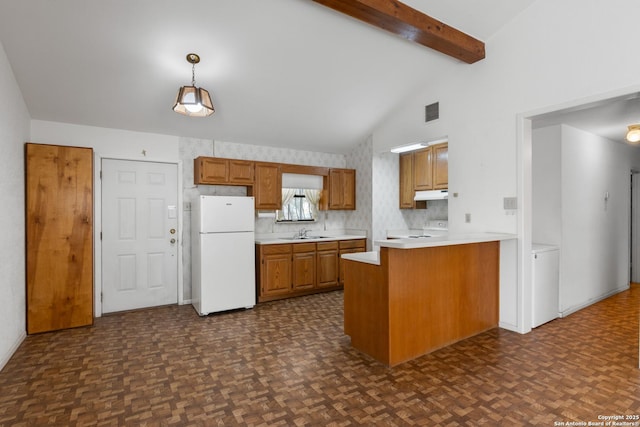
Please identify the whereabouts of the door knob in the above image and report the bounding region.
[170,228,176,234]
[170,238,176,244]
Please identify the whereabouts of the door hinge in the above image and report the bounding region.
[100,292,103,302]
[100,231,102,240]
[99,170,102,179]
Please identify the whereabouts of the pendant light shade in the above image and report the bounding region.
[173,53,214,117]
[626,124,640,144]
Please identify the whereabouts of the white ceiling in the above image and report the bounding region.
[531,93,640,145]
[0,0,563,154]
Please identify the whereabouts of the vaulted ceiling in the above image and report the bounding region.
[0,0,537,153]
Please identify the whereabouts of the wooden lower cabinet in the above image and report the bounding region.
[339,239,366,285]
[317,241,339,288]
[26,143,94,334]
[258,244,292,297]
[257,238,363,302]
[292,243,316,290]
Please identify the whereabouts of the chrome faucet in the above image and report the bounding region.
[296,227,309,239]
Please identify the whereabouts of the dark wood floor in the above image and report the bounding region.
[1,285,638,426]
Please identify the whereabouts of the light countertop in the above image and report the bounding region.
[342,232,517,265]
[379,232,516,249]
[255,233,367,245]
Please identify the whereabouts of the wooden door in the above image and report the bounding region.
[399,153,415,209]
[101,159,178,313]
[26,143,94,334]
[433,143,448,189]
[413,147,433,190]
[292,243,316,290]
[253,162,281,210]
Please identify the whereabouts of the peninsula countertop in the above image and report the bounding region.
[342,232,517,265]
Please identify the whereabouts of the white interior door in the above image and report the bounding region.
[102,159,178,313]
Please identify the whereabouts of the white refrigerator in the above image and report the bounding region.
[191,195,256,316]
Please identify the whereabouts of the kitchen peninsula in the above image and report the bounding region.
[342,233,516,366]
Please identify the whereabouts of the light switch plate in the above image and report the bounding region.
[503,197,517,210]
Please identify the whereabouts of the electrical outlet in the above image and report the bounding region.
[465,213,471,223]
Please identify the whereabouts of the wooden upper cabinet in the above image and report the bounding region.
[228,159,255,184]
[328,168,356,210]
[26,143,94,334]
[432,143,448,189]
[252,162,282,210]
[399,143,447,209]
[399,153,415,209]
[413,147,433,190]
[194,157,254,185]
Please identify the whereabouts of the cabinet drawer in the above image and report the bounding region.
[293,242,316,253]
[339,239,366,249]
[317,241,339,251]
[261,244,292,255]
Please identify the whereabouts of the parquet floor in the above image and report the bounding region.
[1,286,638,426]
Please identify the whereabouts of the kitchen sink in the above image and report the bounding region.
[279,235,334,240]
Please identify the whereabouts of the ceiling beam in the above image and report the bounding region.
[311,0,485,64]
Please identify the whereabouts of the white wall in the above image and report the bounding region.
[345,138,373,248]
[0,40,30,370]
[559,125,637,314]
[31,120,180,160]
[372,0,640,235]
[371,0,640,332]
[532,126,562,246]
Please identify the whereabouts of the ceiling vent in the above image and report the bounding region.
[425,102,439,122]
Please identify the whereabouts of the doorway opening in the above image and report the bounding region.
[631,170,640,284]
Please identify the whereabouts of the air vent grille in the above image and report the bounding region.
[425,102,439,122]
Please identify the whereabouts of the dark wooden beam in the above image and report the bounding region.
[311,0,485,64]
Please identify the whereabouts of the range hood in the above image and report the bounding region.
[414,190,448,201]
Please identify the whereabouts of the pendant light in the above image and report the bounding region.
[173,53,214,117]
[626,124,640,144]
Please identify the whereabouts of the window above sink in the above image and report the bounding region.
[276,173,323,223]
[276,188,320,222]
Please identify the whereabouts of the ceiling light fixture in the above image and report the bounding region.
[626,124,640,144]
[390,142,427,153]
[173,53,214,117]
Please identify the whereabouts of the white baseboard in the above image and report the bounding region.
[0,331,26,372]
[499,321,520,333]
[560,284,630,318]
[181,299,192,305]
